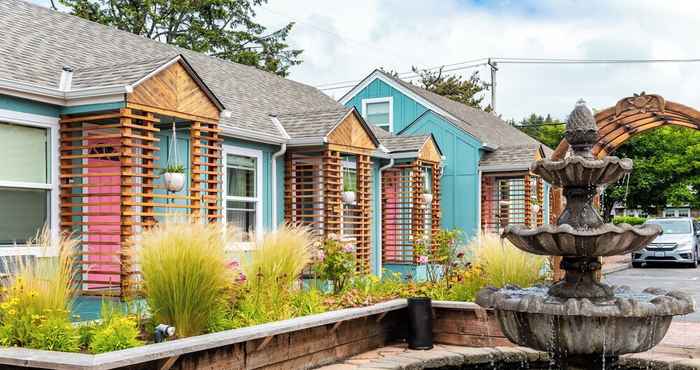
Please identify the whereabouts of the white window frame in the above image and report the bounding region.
[0,108,59,256]
[223,145,264,249]
[361,97,393,133]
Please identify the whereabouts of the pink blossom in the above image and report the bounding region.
[418,255,429,264]
[227,259,240,270]
[317,250,326,262]
[342,244,355,253]
[237,272,247,283]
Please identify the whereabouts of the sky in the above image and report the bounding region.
[30,0,700,122]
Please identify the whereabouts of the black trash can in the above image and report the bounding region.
[407,297,433,350]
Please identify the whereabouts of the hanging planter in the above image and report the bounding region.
[342,179,357,205]
[161,164,186,192]
[422,193,433,205]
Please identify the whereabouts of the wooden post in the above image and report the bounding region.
[524,174,532,227]
[411,160,424,262]
[356,154,372,274]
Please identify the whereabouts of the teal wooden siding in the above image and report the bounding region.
[222,137,282,231]
[344,79,428,133]
[61,102,125,115]
[402,111,482,241]
[0,94,60,117]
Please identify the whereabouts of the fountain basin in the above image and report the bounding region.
[503,223,662,257]
[476,285,694,356]
[531,156,633,187]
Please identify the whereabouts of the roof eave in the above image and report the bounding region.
[479,163,531,173]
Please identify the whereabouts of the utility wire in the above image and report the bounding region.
[316,56,700,90]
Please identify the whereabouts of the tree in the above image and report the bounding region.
[512,113,565,149]
[55,0,302,77]
[601,126,700,218]
[411,66,491,111]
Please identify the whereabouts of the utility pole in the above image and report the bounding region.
[487,58,498,114]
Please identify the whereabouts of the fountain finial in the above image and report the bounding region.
[565,100,598,158]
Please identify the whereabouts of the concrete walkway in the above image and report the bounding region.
[316,322,700,369]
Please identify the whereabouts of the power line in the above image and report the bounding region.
[316,56,700,91]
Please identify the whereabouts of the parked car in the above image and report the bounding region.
[632,217,700,268]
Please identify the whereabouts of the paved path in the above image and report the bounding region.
[604,264,700,322]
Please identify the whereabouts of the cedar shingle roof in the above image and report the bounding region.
[0,0,342,140]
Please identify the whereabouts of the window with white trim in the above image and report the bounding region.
[362,98,392,132]
[0,122,51,245]
[224,147,263,242]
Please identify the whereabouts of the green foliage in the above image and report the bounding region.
[57,0,302,77]
[28,315,80,352]
[612,215,647,225]
[411,67,491,111]
[159,164,185,174]
[88,317,142,353]
[413,229,462,284]
[513,113,565,149]
[312,234,356,294]
[231,226,313,326]
[289,289,327,317]
[0,228,79,349]
[602,126,700,216]
[140,221,234,337]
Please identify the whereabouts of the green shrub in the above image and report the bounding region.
[313,234,355,293]
[290,289,327,316]
[613,215,647,225]
[28,315,80,352]
[88,316,141,353]
[140,221,234,337]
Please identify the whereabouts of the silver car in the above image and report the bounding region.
[632,218,700,268]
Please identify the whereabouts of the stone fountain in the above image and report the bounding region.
[476,100,695,369]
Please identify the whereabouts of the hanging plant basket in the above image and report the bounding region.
[422,193,433,205]
[342,191,357,205]
[161,164,186,192]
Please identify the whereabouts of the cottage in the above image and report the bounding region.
[341,70,554,246]
[0,0,445,295]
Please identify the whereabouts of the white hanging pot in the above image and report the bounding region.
[342,191,356,204]
[422,193,433,205]
[531,203,541,214]
[163,172,185,192]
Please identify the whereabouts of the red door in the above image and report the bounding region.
[84,138,121,291]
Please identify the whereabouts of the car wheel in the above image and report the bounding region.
[632,262,642,268]
[689,257,698,268]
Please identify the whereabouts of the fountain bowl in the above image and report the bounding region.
[531,156,633,187]
[477,285,695,356]
[503,223,662,257]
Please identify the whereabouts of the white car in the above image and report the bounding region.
[632,218,700,268]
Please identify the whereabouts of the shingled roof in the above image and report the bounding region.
[0,0,342,142]
[346,70,553,169]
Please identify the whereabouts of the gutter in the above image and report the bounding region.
[271,143,287,229]
[479,163,531,173]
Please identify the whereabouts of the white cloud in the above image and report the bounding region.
[30,0,700,121]
[256,0,700,121]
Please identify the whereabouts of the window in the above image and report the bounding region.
[224,147,263,243]
[0,122,52,245]
[362,97,393,132]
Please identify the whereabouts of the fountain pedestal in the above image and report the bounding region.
[476,100,695,369]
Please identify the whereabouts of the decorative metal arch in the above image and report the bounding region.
[551,93,700,160]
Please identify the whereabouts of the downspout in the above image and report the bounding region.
[378,155,395,277]
[271,143,287,229]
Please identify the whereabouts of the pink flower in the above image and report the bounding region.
[418,255,429,264]
[317,250,326,262]
[227,259,240,270]
[237,272,247,283]
[342,244,355,253]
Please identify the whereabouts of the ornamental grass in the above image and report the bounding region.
[139,220,234,338]
[0,226,80,349]
[470,232,547,288]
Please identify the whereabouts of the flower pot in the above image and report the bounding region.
[531,204,541,214]
[407,297,433,350]
[342,191,356,204]
[163,172,185,192]
[422,193,433,205]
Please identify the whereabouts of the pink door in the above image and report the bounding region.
[384,175,399,262]
[84,138,121,291]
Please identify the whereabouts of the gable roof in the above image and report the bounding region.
[0,0,342,143]
[341,69,553,167]
[380,134,432,154]
[274,107,380,148]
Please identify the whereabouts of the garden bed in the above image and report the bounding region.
[0,299,509,370]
